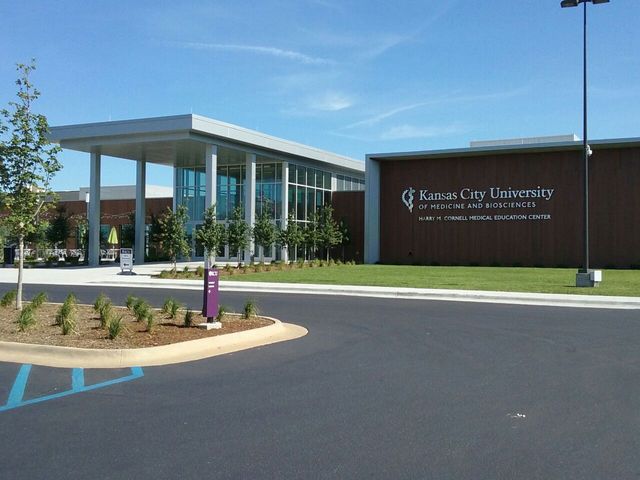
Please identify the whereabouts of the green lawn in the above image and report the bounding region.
[223,265,640,297]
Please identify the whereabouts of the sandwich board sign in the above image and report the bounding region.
[120,248,133,273]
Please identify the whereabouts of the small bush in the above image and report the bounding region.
[242,299,259,319]
[93,293,109,314]
[196,265,204,277]
[30,292,48,310]
[99,301,113,329]
[162,298,175,315]
[146,311,155,332]
[216,304,229,322]
[55,293,78,326]
[183,265,190,274]
[0,290,17,307]
[169,300,182,319]
[18,306,36,332]
[125,294,138,311]
[184,309,195,327]
[108,315,123,339]
[132,299,151,322]
[61,314,76,335]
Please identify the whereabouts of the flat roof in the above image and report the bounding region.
[50,114,364,174]
[367,136,640,162]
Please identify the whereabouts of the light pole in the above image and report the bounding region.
[560,0,609,287]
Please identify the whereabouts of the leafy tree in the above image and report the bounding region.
[253,209,277,263]
[302,211,320,260]
[195,204,227,268]
[338,218,351,262]
[316,204,343,261]
[278,213,304,263]
[0,61,61,309]
[227,205,251,263]
[46,206,71,249]
[158,205,190,273]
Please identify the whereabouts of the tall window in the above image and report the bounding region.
[287,164,332,223]
[216,165,246,221]
[176,167,206,221]
[255,163,282,220]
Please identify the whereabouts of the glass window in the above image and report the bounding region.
[262,164,275,182]
[324,191,331,205]
[229,166,242,186]
[324,172,331,190]
[316,190,323,208]
[256,164,262,183]
[307,188,315,216]
[288,186,296,219]
[296,186,305,220]
[297,166,306,185]
[307,169,315,187]
[289,164,296,183]
[276,163,282,181]
[275,184,282,219]
[315,169,323,188]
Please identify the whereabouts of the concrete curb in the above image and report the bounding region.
[0,317,308,369]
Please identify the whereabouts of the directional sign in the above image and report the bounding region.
[202,268,219,320]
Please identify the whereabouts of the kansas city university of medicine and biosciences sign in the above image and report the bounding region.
[378,151,589,267]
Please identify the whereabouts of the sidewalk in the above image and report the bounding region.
[1,262,639,310]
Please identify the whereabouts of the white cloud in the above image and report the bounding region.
[309,92,354,111]
[173,41,334,66]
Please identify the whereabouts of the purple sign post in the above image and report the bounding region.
[202,268,219,322]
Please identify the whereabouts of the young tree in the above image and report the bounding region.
[317,204,343,261]
[338,218,351,262]
[46,206,71,249]
[278,213,304,263]
[158,205,190,274]
[302,211,320,260]
[227,205,251,263]
[195,204,227,268]
[0,61,61,309]
[253,209,277,263]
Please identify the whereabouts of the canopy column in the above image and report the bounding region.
[135,159,146,265]
[88,151,101,267]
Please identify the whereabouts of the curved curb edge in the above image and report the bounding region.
[0,317,308,369]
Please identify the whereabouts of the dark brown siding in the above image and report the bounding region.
[331,191,364,263]
[377,146,640,268]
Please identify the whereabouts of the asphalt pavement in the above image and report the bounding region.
[1,284,639,479]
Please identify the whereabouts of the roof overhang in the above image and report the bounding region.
[50,114,364,173]
[367,137,640,162]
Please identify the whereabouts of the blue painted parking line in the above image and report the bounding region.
[0,365,144,413]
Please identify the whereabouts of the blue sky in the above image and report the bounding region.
[1,0,638,191]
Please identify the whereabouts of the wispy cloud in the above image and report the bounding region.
[344,87,530,130]
[309,92,354,111]
[172,41,334,65]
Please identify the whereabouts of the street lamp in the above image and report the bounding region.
[560,0,609,287]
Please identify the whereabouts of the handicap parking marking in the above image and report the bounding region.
[0,364,144,413]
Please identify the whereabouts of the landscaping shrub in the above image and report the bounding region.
[61,314,76,335]
[242,299,258,319]
[93,293,109,314]
[132,299,151,322]
[183,309,194,327]
[216,304,229,322]
[162,298,176,315]
[107,315,123,339]
[183,265,190,274]
[30,292,47,310]
[125,294,138,311]
[169,300,181,319]
[195,265,204,276]
[99,301,113,329]
[0,290,17,307]
[18,306,36,331]
[146,311,155,332]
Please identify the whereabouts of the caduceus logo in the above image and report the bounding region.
[401,187,415,212]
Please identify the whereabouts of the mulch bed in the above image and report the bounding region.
[0,303,272,349]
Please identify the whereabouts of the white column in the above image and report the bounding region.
[205,144,218,209]
[89,151,101,267]
[281,162,289,263]
[244,153,256,263]
[364,156,380,264]
[135,159,146,265]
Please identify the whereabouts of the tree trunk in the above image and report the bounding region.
[17,234,24,310]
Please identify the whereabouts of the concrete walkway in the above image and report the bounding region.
[1,262,639,310]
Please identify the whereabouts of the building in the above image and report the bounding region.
[50,115,364,266]
[365,136,640,268]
